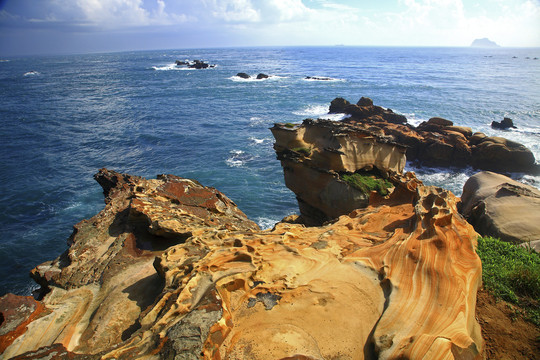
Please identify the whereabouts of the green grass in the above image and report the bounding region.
[341,173,393,196]
[476,236,540,326]
[284,122,296,128]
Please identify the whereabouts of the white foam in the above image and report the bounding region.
[248,137,270,145]
[152,64,191,71]
[226,150,252,167]
[293,104,347,121]
[403,112,428,127]
[303,76,345,82]
[256,217,279,230]
[23,71,40,76]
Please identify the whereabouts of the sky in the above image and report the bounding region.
[0,0,539,56]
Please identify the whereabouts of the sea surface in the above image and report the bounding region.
[1,46,539,296]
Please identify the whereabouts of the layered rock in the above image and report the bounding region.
[460,171,540,250]
[271,119,407,225]
[0,169,483,359]
[328,97,538,173]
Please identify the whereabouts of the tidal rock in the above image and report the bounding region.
[491,117,517,130]
[471,136,536,172]
[236,72,250,79]
[460,171,540,250]
[256,73,269,79]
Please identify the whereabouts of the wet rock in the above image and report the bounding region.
[491,117,517,130]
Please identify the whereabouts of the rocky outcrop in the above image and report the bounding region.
[328,97,538,173]
[236,72,250,79]
[460,171,540,250]
[0,168,483,359]
[271,119,407,225]
[491,117,517,130]
[176,60,216,69]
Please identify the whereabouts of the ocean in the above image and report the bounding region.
[1,46,539,296]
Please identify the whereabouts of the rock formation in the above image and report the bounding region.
[326,97,538,173]
[491,117,517,130]
[0,167,483,359]
[471,38,500,47]
[460,171,540,251]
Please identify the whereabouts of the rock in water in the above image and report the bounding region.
[256,73,269,79]
[0,168,483,359]
[460,171,540,250]
[491,117,517,130]
[236,72,250,79]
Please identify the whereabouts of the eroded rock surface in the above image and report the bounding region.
[327,97,538,173]
[271,119,407,224]
[1,169,483,359]
[460,171,540,250]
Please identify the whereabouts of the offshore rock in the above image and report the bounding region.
[460,171,540,250]
[491,117,517,130]
[271,119,407,225]
[0,169,483,359]
[329,97,538,173]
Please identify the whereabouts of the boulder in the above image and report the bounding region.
[427,117,453,127]
[357,97,373,107]
[460,171,540,250]
[491,117,517,130]
[328,97,350,113]
[236,72,251,79]
[471,136,537,173]
[256,73,269,79]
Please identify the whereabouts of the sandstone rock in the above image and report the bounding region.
[460,171,540,249]
[271,119,407,224]
[0,169,483,359]
[471,136,536,173]
[427,116,453,127]
[330,97,538,173]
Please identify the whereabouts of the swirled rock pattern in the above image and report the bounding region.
[1,169,483,359]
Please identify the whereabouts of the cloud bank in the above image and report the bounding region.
[0,0,539,55]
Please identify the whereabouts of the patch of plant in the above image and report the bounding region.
[476,236,540,326]
[291,147,311,156]
[284,123,296,128]
[341,172,392,196]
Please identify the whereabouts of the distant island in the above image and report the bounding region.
[471,38,500,47]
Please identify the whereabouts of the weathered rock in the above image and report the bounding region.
[0,169,258,359]
[256,73,269,79]
[236,72,250,79]
[328,97,350,113]
[328,97,538,173]
[471,136,536,172]
[0,168,483,359]
[460,171,540,250]
[271,119,407,224]
[357,96,373,107]
[491,117,517,130]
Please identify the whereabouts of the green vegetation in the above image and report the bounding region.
[476,236,540,326]
[284,122,296,128]
[341,173,392,196]
[291,147,311,156]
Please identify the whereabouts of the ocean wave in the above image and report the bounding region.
[249,116,267,127]
[293,104,347,121]
[402,112,429,127]
[23,71,40,76]
[303,76,345,82]
[226,150,253,167]
[248,136,271,145]
[0,59,10,62]
[255,216,279,230]
[151,64,191,71]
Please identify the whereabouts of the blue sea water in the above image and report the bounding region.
[1,46,539,296]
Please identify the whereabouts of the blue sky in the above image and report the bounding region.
[1,0,539,56]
